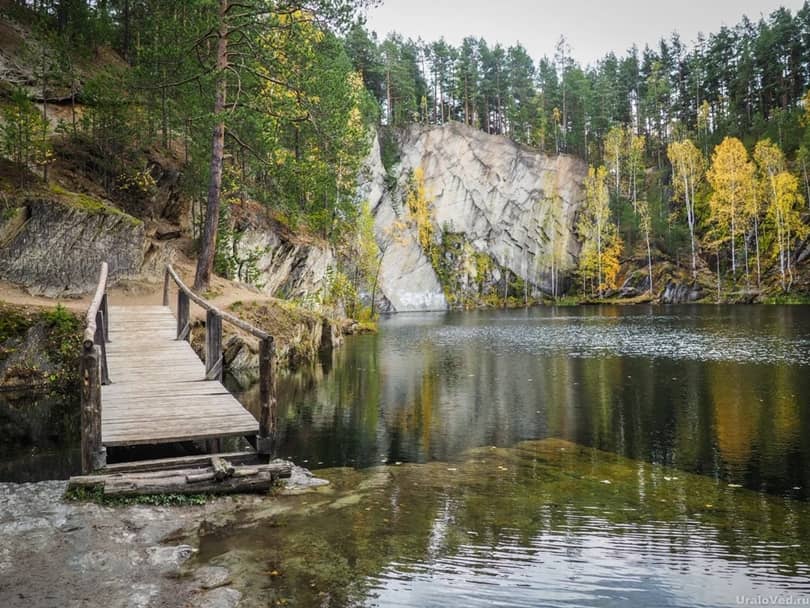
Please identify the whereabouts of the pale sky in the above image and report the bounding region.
[364,0,807,66]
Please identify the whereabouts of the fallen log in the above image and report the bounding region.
[104,470,277,496]
[100,451,261,474]
[68,460,292,497]
[211,456,235,480]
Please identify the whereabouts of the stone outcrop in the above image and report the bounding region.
[228,203,333,301]
[0,195,150,297]
[361,123,587,311]
[660,280,704,304]
[233,227,333,301]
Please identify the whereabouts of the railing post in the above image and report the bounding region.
[100,292,109,343]
[257,336,277,456]
[162,267,170,307]
[95,309,110,385]
[205,309,223,381]
[177,290,189,341]
[80,343,106,473]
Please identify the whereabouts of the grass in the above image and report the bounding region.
[64,484,212,507]
[0,302,82,388]
[762,292,810,304]
[47,183,142,226]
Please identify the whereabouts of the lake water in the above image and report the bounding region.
[3,305,810,606]
[216,305,810,607]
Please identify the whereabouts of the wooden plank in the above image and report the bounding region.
[103,411,256,425]
[103,428,258,446]
[102,389,233,400]
[103,422,256,437]
[104,414,255,426]
[98,304,260,449]
[104,414,256,427]
[70,461,293,496]
[102,397,250,409]
[103,418,257,432]
[101,451,261,474]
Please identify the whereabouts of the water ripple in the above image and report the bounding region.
[408,315,810,365]
[368,516,810,608]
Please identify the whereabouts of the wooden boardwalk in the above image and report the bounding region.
[78,263,277,476]
[102,305,258,447]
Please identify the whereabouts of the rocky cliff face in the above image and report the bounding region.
[361,123,587,312]
[226,203,333,301]
[0,195,154,297]
[233,227,333,301]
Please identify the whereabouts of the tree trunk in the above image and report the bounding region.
[803,159,810,211]
[646,228,653,296]
[754,215,761,287]
[194,0,229,291]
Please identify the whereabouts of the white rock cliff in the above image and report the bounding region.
[360,122,587,312]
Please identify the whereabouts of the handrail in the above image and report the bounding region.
[164,264,271,340]
[163,264,277,455]
[84,262,108,347]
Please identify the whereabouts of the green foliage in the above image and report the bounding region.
[762,293,810,304]
[64,485,210,507]
[40,304,81,389]
[0,87,51,185]
[0,304,33,344]
[323,265,358,317]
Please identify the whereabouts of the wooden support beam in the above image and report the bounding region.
[83,263,108,348]
[257,336,277,456]
[80,344,106,473]
[205,309,223,380]
[100,293,110,343]
[162,268,170,307]
[177,290,189,341]
[100,451,260,474]
[211,456,234,480]
[95,309,110,385]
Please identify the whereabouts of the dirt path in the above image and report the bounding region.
[0,260,286,316]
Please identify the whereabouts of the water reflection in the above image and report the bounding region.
[0,391,80,482]
[194,440,810,608]
[235,305,810,497]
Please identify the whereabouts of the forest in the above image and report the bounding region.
[347,6,810,296]
[3,0,810,299]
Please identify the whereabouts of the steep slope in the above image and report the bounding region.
[362,122,587,311]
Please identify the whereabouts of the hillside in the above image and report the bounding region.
[0,2,809,312]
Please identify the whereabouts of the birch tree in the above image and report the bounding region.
[627,131,652,294]
[707,137,755,282]
[578,166,621,295]
[668,138,704,277]
[753,139,787,287]
[767,171,807,290]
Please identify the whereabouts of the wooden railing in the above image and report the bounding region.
[163,265,277,455]
[81,262,110,474]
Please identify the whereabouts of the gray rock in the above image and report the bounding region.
[196,587,242,608]
[194,566,232,590]
[0,198,146,297]
[233,224,333,300]
[361,123,587,311]
[661,280,704,304]
[146,544,194,569]
[282,464,330,493]
[0,323,57,388]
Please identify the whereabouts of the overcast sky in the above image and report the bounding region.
[363,0,807,66]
